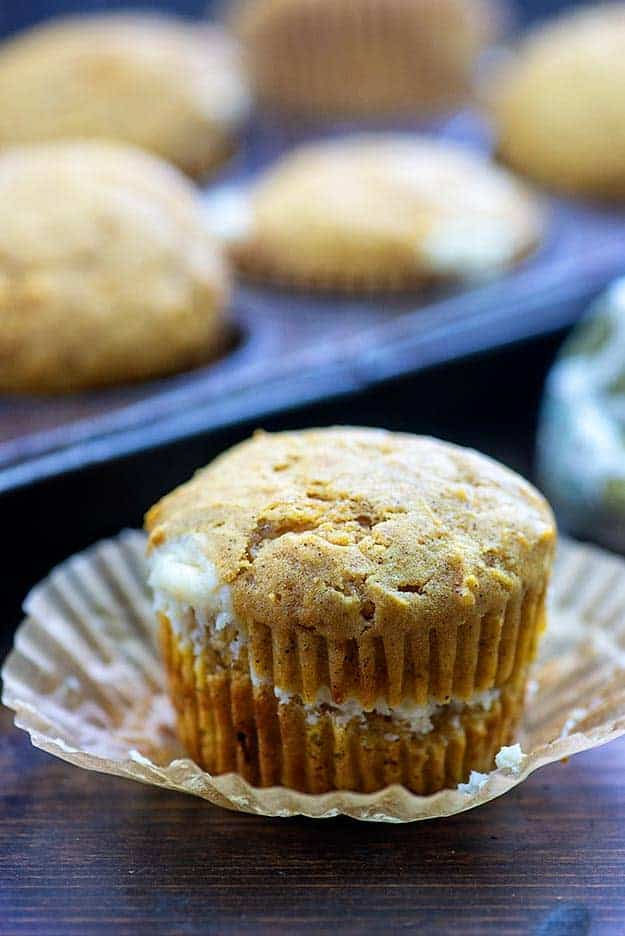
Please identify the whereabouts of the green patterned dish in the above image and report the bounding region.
[537,278,625,552]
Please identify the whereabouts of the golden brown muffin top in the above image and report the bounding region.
[212,134,542,289]
[146,428,556,640]
[501,2,625,65]
[491,4,625,196]
[0,140,229,393]
[0,14,250,176]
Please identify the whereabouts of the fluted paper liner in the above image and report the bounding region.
[161,610,530,793]
[228,239,438,294]
[232,0,501,119]
[3,530,625,822]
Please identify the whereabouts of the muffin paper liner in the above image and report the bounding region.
[229,241,437,295]
[3,530,625,822]
[233,0,500,119]
[160,611,529,794]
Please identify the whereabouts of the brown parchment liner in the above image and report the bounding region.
[231,0,503,119]
[205,182,543,295]
[3,530,625,823]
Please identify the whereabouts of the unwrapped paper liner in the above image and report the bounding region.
[3,531,625,823]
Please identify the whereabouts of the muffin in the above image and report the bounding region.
[0,141,230,394]
[208,134,542,292]
[0,14,250,179]
[232,0,505,118]
[491,4,625,198]
[146,427,556,795]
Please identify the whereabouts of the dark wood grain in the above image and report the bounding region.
[1,703,624,936]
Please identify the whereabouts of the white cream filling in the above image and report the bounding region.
[421,216,523,280]
[148,535,245,657]
[457,770,489,795]
[274,685,501,735]
[495,743,526,774]
[149,535,219,607]
[204,76,251,126]
[457,743,527,794]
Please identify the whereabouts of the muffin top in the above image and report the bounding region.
[147,428,555,640]
[0,140,229,393]
[492,4,625,196]
[0,14,250,177]
[213,135,542,290]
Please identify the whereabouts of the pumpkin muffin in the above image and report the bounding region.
[0,13,250,179]
[146,427,556,794]
[491,4,625,198]
[232,0,505,118]
[0,141,230,394]
[207,134,542,292]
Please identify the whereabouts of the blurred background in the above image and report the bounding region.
[0,0,588,34]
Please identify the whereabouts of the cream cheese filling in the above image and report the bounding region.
[148,535,246,657]
[457,744,527,793]
[420,215,525,280]
[273,684,501,734]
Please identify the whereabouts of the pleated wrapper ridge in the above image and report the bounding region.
[3,530,625,821]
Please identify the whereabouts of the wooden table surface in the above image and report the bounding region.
[1,704,624,935]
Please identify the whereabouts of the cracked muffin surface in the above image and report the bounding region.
[146,428,555,791]
[147,427,555,644]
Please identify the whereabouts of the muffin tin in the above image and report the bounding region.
[1,114,625,494]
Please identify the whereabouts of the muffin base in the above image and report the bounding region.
[235,0,501,119]
[228,236,540,295]
[160,617,528,794]
[229,241,435,294]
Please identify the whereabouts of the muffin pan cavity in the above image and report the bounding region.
[2,115,625,493]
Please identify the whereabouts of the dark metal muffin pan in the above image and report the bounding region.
[1,114,624,494]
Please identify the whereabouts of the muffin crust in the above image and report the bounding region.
[0,14,250,178]
[148,428,554,628]
[492,4,625,197]
[0,141,230,393]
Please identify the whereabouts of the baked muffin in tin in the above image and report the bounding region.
[492,4,625,198]
[0,141,230,393]
[208,134,543,292]
[0,14,251,179]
